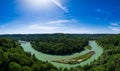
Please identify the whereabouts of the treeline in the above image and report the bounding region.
[31,34,88,55]
[0,37,58,71]
[0,33,114,40]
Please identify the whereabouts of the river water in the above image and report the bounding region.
[20,41,103,68]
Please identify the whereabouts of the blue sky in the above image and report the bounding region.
[0,0,120,34]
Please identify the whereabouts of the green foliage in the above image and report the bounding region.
[54,51,95,64]
[0,48,4,65]
[0,34,120,71]
[61,34,120,71]
[21,66,31,71]
[8,62,21,71]
[86,45,92,50]
[89,34,120,71]
[31,34,88,55]
[0,34,114,40]
[0,37,58,71]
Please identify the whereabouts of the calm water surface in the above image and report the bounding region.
[21,41,103,68]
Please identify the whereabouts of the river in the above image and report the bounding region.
[20,41,103,68]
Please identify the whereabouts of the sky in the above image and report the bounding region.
[0,0,120,34]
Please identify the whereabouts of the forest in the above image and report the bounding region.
[62,34,120,71]
[31,35,88,55]
[0,34,112,55]
[0,37,58,71]
[0,34,120,71]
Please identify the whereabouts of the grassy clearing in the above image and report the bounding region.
[53,51,95,64]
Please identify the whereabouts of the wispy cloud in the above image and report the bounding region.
[96,9,110,15]
[110,27,120,32]
[29,24,60,30]
[51,0,68,13]
[0,19,82,34]
[1,19,115,34]
[48,20,70,24]
[29,19,78,30]
[96,9,111,21]
[46,19,77,25]
[111,23,120,26]
[109,22,120,32]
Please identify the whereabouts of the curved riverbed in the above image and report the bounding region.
[21,41,103,68]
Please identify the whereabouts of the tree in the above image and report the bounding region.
[0,48,3,65]
[21,66,31,71]
[8,62,21,71]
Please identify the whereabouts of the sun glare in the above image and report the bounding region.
[19,0,67,12]
[21,0,53,10]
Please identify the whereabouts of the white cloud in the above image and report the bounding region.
[111,23,120,26]
[48,20,70,24]
[96,9,111,21]
[96,9,110,15]
[28,19,78,31]
[29,24,60,30]
[110,27,120,32]
[109,22,120,32]
[0,19,80,34]
[1,19,117,34]
[46,19,78,25]
[51,0,68,13]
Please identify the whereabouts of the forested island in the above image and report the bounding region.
[31,35,88,55]
[0,34,120,71]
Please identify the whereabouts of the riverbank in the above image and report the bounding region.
[53,51,95,64]
[20,41,103,68]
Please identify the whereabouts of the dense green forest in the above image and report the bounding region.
[31,35,88,55]
[0,34,112,55]
[0,37,58,71]
[62,34,120,71]
[0,34,120,71]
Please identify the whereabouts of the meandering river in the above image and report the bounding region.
[20,41,103,68]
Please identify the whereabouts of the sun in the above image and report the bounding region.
[19,0,67,13]
[21,0,53,10]
[27,0,51,7]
